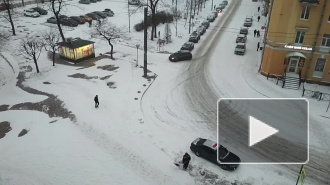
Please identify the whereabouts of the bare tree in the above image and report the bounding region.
[42,29,61,66]
[170,6,181,37]
[19,36,43,73]
[49,0,66,41]
[91,20,125,59]
[2,0,16,35]
[147,0,160,40]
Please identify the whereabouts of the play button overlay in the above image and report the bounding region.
[249,116,278,147]
[217,98,309,164]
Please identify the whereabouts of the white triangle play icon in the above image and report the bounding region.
[249,116,279,147]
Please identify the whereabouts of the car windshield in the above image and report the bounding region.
[183,43,190,47]
[236,45,245,49]
[218,146,229,158]
[191,32,197,36]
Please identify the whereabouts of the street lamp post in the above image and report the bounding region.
[136,44,140,67]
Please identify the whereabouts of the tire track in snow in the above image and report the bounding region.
[72,121,180,185]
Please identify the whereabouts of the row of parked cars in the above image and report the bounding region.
[79,0,101,4]
[23,7,47,18]
[168,0,228,62]
[234,16,252,55]
[46,9,114,27]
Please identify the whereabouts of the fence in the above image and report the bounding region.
[302,84,330,101]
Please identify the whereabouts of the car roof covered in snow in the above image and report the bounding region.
[203,139,218,150]
[237,43,246,46]
[237,34,245,37]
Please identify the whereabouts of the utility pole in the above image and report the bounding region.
[295,165,304,185]
[189,0,192,34]
[211,0,213,11]
[175,0,178,36]
[128,0,130,33]
[143,7,148,77]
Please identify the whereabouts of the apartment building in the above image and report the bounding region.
[261,0,330,85]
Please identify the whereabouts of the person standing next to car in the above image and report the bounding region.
[182,153,191,170]
[88,19,92,27]
[257,42,260,51]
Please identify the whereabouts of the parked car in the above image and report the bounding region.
[92,11,107,18]
[245,16,253,22]
[86,13,99,20]
[24,9,40,17]
[61,18,78,27]
[59,15,69,19]
[189,31,201,43]
[244,19,252,27]
[201,21,210,29]
[196,25,206,35]
[169,50,192,62]
[90,0,97,3]
[80,15,92,22]
[102,10,114,17]
[79,0,90,4]
[207,14,215,22]
[31,7,47,15]
[234,43,246,55]
[180,42,194,51]
[215,7,223,13]
[218,4,226,9]
[222,0,228,5]
[128,0,141,5]
[47,17,57,24]
[239,27,248,35]
[212,11,218,18]
[70,16,85,24]
[236,34,247,43]
[190,138,241,171]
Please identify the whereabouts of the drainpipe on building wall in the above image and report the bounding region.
[258,0,274,73]
[304,0,328,80]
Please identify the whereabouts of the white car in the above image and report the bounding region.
[24,9,40,17]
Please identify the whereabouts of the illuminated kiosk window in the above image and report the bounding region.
[57,38,95,63]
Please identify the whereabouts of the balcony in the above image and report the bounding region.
[300,0,319,6]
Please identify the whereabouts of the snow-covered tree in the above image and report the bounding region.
[164,23,172,44]
[90,20,125,59]
[42,29,61,66]
[19,36,43,73]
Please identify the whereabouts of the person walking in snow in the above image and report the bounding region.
[88,20,92,27]
[94,95,99,108]
[257,30,260,37]
[214,5,216,10]
[257,42,260,51]
[257,15,260,22]
[258,6,260,12]
[182,153,191,170]
[254,29,257,37]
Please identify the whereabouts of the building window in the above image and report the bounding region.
[321,34,330,47]
[312,58,326,78]
[295,31,305,44]
[300,6,311,20]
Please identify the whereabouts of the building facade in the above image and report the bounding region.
[261,0,330,85]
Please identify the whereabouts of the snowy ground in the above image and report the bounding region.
[1,0,330,184]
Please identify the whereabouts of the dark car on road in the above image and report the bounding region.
[236,34,247,43]
[196,25,206,35]
[222,0,228,5]
[86,13,99,20]
[31,7,47,15]
[180,42,194,51]
[70,16,85,24]
[189,31,200,43]
[169,50,192,62]
[207,14,215,22]
[201,21,210,29]
[235,43,246,55]
[190,138,241,171]
[47,17,57,24]
[92,11,107,18]
[239,27,248,35]
[244,20,252,27]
